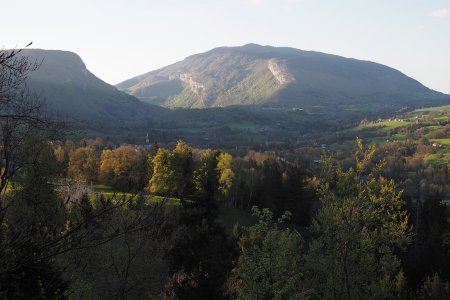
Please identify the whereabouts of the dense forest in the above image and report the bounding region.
[1,49,449,299]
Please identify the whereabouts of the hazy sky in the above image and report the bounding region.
[3,0,450,93]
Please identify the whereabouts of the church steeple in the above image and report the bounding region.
[145,132,150,145]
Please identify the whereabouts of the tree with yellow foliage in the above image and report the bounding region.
[149,140,193,198]
[99,145,147,192]
[68,147,99,183]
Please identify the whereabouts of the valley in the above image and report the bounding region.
[2,42,450,298]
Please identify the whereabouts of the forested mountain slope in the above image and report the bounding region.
[22,49,165,124]
[118,44,449,109]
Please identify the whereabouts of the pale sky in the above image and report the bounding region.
[2,0,450,93]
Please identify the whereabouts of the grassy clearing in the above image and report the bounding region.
[366,120,411,130]
[430,138,450,145]
[424,153,448,166]
[92,185,182,206]
[368,133,407,143]
[390,133,407,140]
[96,192,182,206]
[346,120,411,132]
[432,116,450,122]
[414,105,450,113]
[92,185,257,233]
[91,185,256,228]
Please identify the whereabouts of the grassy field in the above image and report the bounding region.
[92,185,182,206]
[432,116,450,122]
[427,125,442,130]
[367,120,410,130]
[346,120,411,132]
[430,138,450,146]
[333,104,450,165]
[424,153,448,166]
[414,105,450,112]
[343,104,450,144]
[92,185,256,233]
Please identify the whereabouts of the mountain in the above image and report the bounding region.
[21,49,164,124]
[117,44,449,109]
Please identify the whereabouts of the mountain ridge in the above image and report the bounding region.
[20,49,165,124]
[117,44,448,109]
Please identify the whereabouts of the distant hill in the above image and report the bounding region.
[21,49,164,124]
[117,44,449,109]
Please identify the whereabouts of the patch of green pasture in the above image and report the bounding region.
[367,120,411,131]
[345,120,411,132]
[97,191,182,206]
[430,138,450,145]
[424,153,448,166]
[343,124,365,132]
[427,125,443,130]
[390,133,406,140]
[432,116,450,122]
[93,185,181,206]
[414,105,450,113]
[368,134,407,142]
[146,195,181,206]
[367,136,390,144]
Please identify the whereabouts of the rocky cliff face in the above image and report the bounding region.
[178,73,206,94]
[268,59,295,85]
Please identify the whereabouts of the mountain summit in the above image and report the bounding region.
[21,49,163,124]
[117,44,447,109]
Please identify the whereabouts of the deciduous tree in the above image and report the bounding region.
[305,140,411,299]
[68,146,99,183]
[99,145,147,192]
[229,207,307,300]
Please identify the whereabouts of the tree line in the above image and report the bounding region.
[58,138,316,226]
